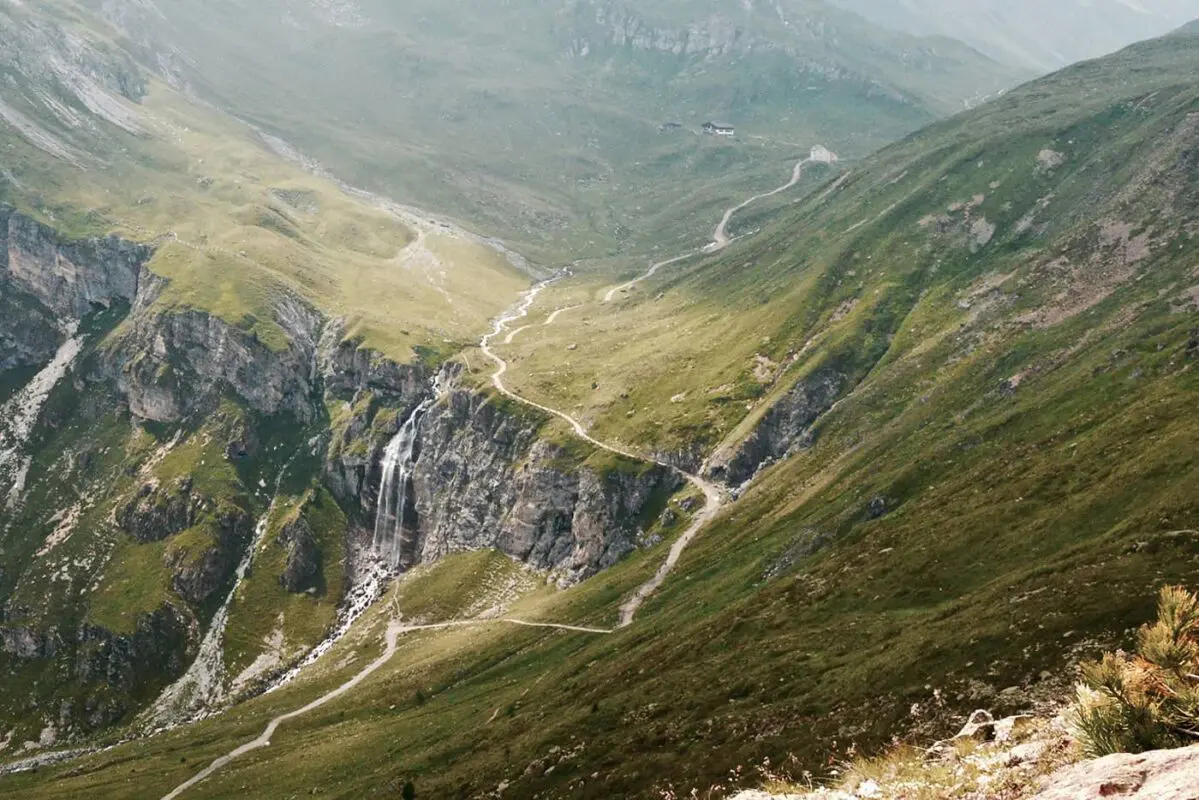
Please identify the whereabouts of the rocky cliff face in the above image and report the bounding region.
[558,0,913,105]
[0,206,684,589]
[115,299,323,423]
[0,279,61,373]
[0,207,150,319]
[408,389,683,584]
[581,5,752,57]
[326,377,683,585]
[0,209,690,741]
[278,515,321,593]
[708,366,845,488]
[73,606,191,729]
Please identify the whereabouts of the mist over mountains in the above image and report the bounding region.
[832,0,1199,70]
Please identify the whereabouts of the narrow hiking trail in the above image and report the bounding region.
[604,156,809,303]
[161,616,614,799]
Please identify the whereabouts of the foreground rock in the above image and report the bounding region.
[728,716,1199,800]
[1033,745,1199,799]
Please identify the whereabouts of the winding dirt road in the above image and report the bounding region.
[158,151,816,799]
[480,287,729,628]
[544,305,581,325]
[488,154,813,621]
[711,156,808,248]
[604,156,809,303]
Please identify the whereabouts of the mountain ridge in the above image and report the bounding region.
[830,0,1199,71]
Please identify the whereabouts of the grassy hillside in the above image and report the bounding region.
[0,0,529,362]
[6,24,1198,800]
[497,25,1199,457]
[81,0,1026,263]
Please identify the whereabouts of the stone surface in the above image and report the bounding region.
[1032,745,1199,799]
[407,389,683,584]
[114,296,323,423]
[278,515,320,594]
[116,478,201,543]
[708,366,845,487]
[0,277,61,373]
[73,605,190,729]
[0,205,151,320]
[164,504,252,606]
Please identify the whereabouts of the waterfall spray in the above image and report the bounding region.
[371,399,430,570]
[372,374,445,570]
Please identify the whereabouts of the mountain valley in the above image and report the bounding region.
[0,2,1198,799]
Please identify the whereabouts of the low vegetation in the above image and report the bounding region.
[89,0,1025,263]
[1069,585,1199,757]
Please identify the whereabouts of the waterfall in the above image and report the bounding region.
[372,396,434,570]
[266,382,446,695]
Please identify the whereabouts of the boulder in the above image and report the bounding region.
[1033,746,1199,799]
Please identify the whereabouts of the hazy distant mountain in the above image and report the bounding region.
[77,0,1027,259]
[829,0,1199,71]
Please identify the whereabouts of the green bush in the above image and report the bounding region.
[1068,585,1199,757]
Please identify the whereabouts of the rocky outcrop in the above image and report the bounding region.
[708,367,845,487]
[74,605,190,728]
[318,320,429,400]
[585,6,750,57]
[1033,746,1199,799]
[164,505,253,606]
[652,442,707,474]
[403,389,682,584]
[278,515,320,593]
[0,278,61,372]
[115,295,323,423]
[0,205,151,320]
[116,477,201,543]
[0,625,61,659]
[326,370,681,582]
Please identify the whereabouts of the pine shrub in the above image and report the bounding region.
[1068,585,1199,757]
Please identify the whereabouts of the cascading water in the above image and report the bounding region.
[267,379,445,694]
[371,396,434,570]
[141,450,301,731]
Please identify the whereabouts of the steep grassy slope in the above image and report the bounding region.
[82,0,1026,262]
[499,24,1199,461]
[6,25,1198,800]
